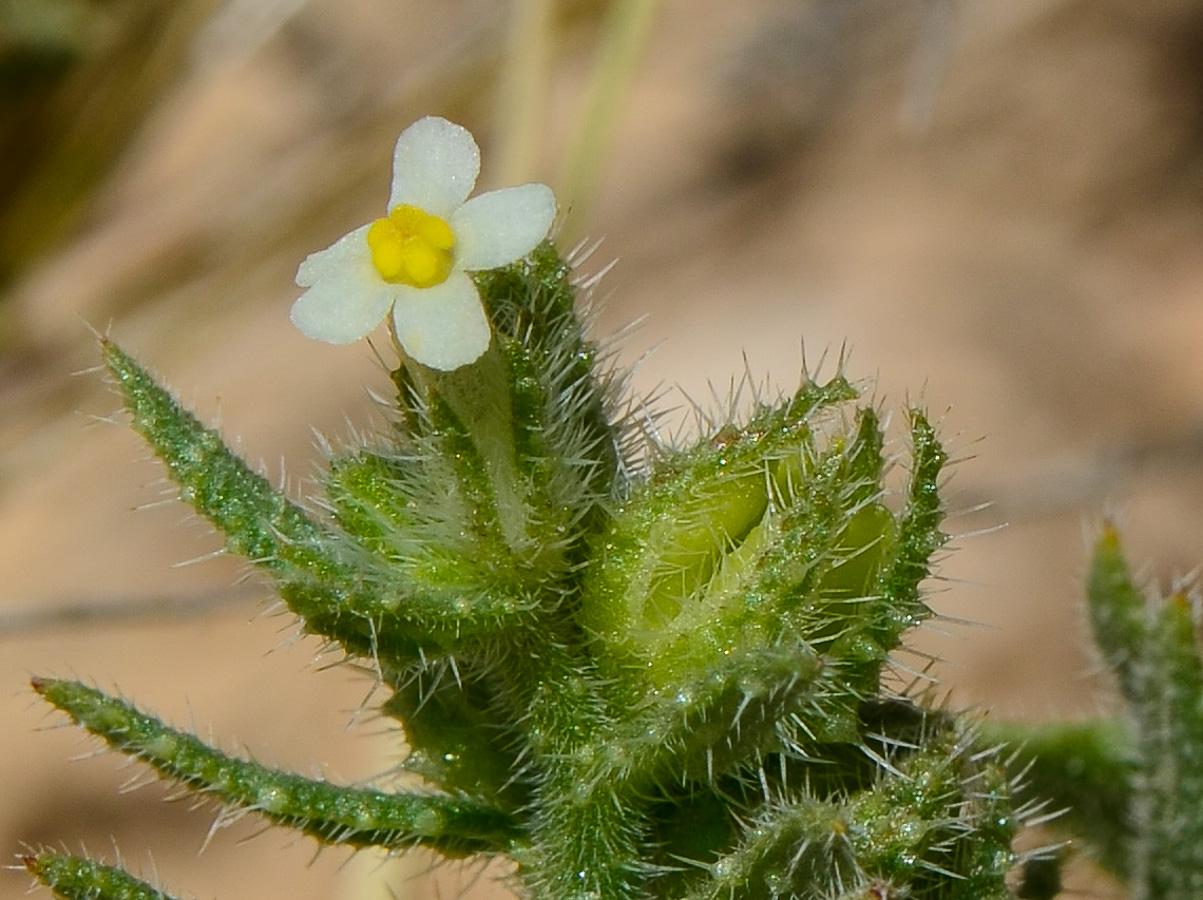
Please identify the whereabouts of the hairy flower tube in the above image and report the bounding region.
[291,116,557,370]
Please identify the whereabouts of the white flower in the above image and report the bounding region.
[291,116,557,371]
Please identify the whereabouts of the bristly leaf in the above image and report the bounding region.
[1057,527,1203,896]
[1135,592,1203,897]
[102,338,336,581]
[24,852,181,900]
[34,677,522,855]
[1086,522,1148,703]
[103,338,538,668]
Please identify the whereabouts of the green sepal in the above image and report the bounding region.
[320,448,539,656]
[372,242,619,596]
[24,851,181,900]
[323,399,553,623]
[33,677,522,855]
[475,239,619,520]
[318,250,624,662]
[580,373,863,692]
[868,409,947,649]
[603,641,825,785]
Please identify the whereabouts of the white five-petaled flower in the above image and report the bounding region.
[291,116,557,371]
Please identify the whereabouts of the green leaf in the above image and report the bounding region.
[1137,593,1203,896]
[104,339,533,665]
[102,338,336,581]
[34,677,522,855]
[871,409,946,643]
[1085,524,1148,702]
[23,851,181,900]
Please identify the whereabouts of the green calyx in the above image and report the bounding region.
[581,387,941,722]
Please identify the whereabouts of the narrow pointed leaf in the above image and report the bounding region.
[102,338,337,580]
[34,677,522,854]
[24,852,181,900]
[1136,594,1203,897]
[1085,524,1148,702]
[104,340,528,662]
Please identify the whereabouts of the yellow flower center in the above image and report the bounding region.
[366,205,456,288]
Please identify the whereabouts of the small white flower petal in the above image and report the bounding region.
[390,272,491,371]
[291,225,396,344]
[296,223,372,287]
[388,116,481,218]
[451,183,556,271]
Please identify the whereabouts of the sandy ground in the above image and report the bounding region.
[5,1,1203,898]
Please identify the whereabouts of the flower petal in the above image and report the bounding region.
[296,223,371,287]
[388,117,480,218]
[451,183,556,271]
[390,272,491,371]
[291,225,396,344]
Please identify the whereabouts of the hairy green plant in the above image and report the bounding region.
[988,524,1203,900]
[21,117,1032,900]
[19,236,1030,900]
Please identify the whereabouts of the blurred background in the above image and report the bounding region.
[3,1,1203,897]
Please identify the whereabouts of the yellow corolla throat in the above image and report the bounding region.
[366,204,456,288]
